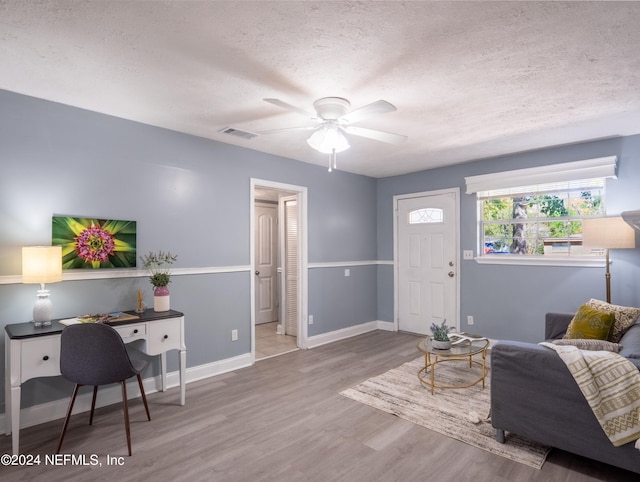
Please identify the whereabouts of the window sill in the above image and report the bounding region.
[475,255,605,268]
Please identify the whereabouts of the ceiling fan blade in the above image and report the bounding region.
[344,125,407,145]
[339,100,397,124]
[263,98,317,119]
[257,125,316,135]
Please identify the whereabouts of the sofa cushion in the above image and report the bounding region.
[552,338,620,352]
[587,299,640,343]
[619,322,640,359]
[563,304,615,340]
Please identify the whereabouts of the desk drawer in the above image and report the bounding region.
[147,318,182,354]
[113,323,146,341]
[20,336,61,382]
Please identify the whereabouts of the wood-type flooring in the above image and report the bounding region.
[1,330,637,481]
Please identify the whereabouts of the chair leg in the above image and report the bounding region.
[137,374,151,421]
[56,383,81,454]
[121,380,132,456]
[89,386,99,425]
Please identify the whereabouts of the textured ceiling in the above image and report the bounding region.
[1,1,640,178]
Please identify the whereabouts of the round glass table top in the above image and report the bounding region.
[417,337,489,357]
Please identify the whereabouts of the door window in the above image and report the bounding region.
[409,208,443,224]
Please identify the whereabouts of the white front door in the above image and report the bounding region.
[255,203,278,324]
[397,190,458,335]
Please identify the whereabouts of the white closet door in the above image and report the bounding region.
[284,198,298,336]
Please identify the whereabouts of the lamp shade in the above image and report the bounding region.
[22,246,63,284]
[582,217,636,249]
[307,124,350,154]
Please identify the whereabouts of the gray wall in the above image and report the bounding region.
[0,90,378,409]
[377,135,640,342]
[4,87,640,413]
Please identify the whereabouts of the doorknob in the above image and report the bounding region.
[255,270,260,276]
[449,261,454,266]
[448,271,455,277]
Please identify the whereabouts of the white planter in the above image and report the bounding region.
[154,295,170,312]
[431,339,451,350]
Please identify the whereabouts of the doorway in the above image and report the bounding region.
[251,180,308,360]
[395,188,460,335]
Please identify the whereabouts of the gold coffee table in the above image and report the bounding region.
[417,337,489,395]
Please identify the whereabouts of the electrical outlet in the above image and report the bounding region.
[308,315,314,325]
[344,268,350,277]
[231,329,238,341]
[467,315,474,326]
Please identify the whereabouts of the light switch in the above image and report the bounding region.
[345,268,350,277]
[463,250,474,260]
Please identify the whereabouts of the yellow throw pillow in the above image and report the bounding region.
[564,304,616,340]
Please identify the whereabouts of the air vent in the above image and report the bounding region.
[219,127,258,140]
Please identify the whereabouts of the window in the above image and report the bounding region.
[409,208,443,224]
[465,156,617,264]
[481,180,605,257]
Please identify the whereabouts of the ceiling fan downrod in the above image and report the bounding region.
[328,148,338,172]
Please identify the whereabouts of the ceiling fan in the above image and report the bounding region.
[258,97,407,171]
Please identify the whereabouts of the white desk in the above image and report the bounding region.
[4,309,186,455]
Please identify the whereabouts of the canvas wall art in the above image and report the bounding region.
[52,216,137,269]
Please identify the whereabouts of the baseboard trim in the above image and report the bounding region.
[0,353,253,432]
[306,320,395,348]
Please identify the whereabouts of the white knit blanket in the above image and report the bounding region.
[541,342,640,448]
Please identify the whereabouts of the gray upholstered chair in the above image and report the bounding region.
[56,322,151,456]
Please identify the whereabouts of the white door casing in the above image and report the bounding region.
[250,178,308,360]
[396,189,459,335]
[254,203,278,324]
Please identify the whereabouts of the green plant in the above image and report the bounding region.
[430,320,453,342]
[141,251,177,287]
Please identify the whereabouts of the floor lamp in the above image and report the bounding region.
[582,217,636,303]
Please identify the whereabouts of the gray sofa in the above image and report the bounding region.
[491,312,640,474]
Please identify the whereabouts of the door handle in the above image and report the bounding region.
[255,270,260,276]
[448,271,455,277]
[449,261,454,267]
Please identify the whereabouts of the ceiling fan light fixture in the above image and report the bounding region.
[307,123,350,154]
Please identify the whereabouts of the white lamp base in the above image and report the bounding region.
[33,289,53,327]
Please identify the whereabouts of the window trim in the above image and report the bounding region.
[475,254,605,267]
[466,156,616,266]
[464,156,617,195]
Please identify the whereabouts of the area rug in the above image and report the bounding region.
[340,356,550,469]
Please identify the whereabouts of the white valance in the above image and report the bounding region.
[464,156,617,196]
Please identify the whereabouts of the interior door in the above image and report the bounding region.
[397,191,457,335]
[282,196,298,336]
[254,203,278,324]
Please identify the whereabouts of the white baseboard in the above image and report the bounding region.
[306,320,395,348]
[0,353,253,432]
[377,320,396,332]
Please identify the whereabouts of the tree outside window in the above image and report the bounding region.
[482,187,604,257]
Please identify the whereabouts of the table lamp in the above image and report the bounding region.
[582,217,635,303]
[22,246,63,326]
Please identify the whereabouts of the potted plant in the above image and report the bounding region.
[141,251,177,312]
[430,320,453,350]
